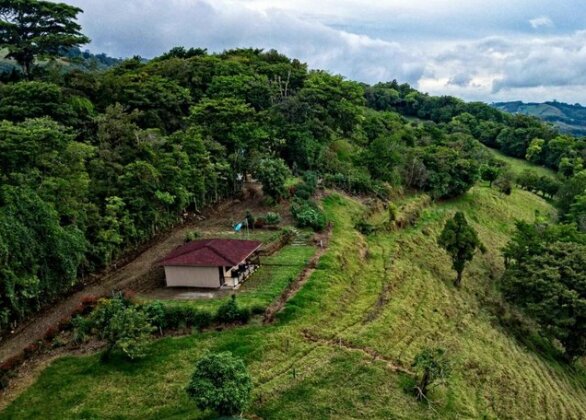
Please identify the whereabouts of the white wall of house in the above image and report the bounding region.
[164,266,220,288]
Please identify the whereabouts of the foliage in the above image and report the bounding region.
[265,211,281,225]
[0,8,584,341]
[255,157,291,200]
[82,296,154,360]
[0,0,90,77]
[480,164,500,187]
[186,351,253,416]
[291,198,327,231]
[437,212,483,287]
[411,348,451,402]
[494,169,514,195]
[184,230,201,242]
[215,295,251,324]
[502,223,586,360]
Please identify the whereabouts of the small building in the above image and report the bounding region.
[159,239,262,289]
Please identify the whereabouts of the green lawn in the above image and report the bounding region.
[4,184,586,419]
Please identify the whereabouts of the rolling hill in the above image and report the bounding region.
[493,100,586,136]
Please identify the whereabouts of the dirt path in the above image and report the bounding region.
[263,225,333,324]
[300,329,413,375]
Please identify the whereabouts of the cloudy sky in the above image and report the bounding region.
[60,0,586,104]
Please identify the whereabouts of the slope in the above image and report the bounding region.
[3,186,585,418]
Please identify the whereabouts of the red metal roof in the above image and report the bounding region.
[159,239,262,267]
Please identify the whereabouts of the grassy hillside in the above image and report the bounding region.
[5,179,586,419]
[484,145,556,179]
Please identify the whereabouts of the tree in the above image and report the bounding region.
[480,164,500,187]
[85,295,154,360]
[254,157,291,200]
[412,348,450,401]
[502,241,586,360]
[186,352,252,416]
[0,0,90,78]
[438,212,483,287]
[493,170,514,195]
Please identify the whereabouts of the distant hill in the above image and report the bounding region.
[493,100,586,136]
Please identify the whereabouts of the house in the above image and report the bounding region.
[158,239,262,288]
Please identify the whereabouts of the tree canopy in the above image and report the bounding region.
[438,212,483,287]
[0,0,89,77]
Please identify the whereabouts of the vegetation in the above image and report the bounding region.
[7,189,586,419]
[0,0,90,78]
[186,352,252,416]
[437,212,484,287]
[1,1,586,417]
[501,222,586,360]
[411,347,450,402]
[76,295,154,360]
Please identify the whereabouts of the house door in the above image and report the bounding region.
[218,267,225,286]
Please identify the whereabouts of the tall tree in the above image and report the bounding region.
[438,212,483,287]
[0,0,89,78]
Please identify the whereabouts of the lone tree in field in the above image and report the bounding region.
[412,347,450,402]
[186,352,252,416]
[0,0,90,78]
[438,211,483,287]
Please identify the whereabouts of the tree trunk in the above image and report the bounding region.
[416,369,430,401]
[454,270,463,287]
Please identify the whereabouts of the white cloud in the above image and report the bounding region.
[52,0,586,103]
[530,16,554,29]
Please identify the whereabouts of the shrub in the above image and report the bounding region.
[161,305,213,330]
[185,230,201,242]
[83,296,154,360]
[215,295,251,324]
[250,304,265,315]
[142,301,166,333]
[186,352,253,416]
[355,220,376,235]
[494,172,513,195]
[71,315,91,343]
[265,212,281,225]
[184,308,213,329]
[44,326,59,341]
[412,348,450,401]
[290,198,326,232]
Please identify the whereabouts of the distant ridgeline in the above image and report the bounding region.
[493,100,586,136]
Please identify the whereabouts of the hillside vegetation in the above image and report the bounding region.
[5,182,586,418]
[1,2,586,417]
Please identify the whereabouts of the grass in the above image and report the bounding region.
[4,173,586,418]
[483,145,556,179]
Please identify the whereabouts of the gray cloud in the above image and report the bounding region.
[55,0,586,103]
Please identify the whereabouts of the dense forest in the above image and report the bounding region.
[0,1,585,364]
